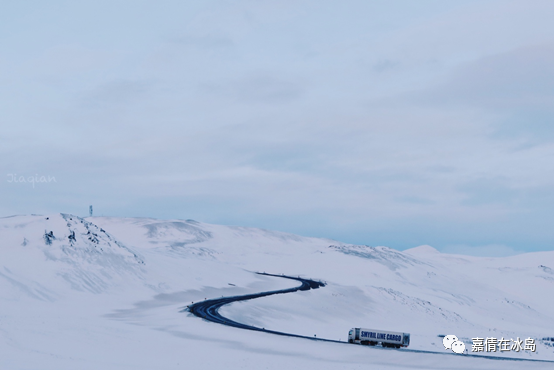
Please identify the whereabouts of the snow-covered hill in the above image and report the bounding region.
[1,214,553,369]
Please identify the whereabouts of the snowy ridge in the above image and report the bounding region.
[59,213,144,265]
[0,214,145,295]
[328,244,431,270]
[1,214,554,369]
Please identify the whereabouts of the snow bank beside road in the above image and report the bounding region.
[1,214,553,369]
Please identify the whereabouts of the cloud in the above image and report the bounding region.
[373,59,400,73]
[3,1,554,253]
[198,73,304,104]
[457,178,520,207]
[413,43,554,145]
[170,35,234,50]
[423,43,554,104]
[83,79,153,108]
[30,45,117,78]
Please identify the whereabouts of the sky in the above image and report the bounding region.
[1,0,554,256]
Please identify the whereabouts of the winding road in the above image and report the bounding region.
[187,272,338,342]
[185,272,554,363]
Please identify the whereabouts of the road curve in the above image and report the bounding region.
[186,272,337,342]
[184,272,554,363]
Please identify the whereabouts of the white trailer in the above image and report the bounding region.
[348,328,410,348]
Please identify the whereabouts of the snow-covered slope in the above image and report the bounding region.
[1,214,553,369]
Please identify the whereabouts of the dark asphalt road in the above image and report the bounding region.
[184,272,554,363]
[186,272,337,341]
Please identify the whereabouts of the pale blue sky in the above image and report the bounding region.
[2,0,554,256]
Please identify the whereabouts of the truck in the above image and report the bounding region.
[348,328,410,348]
